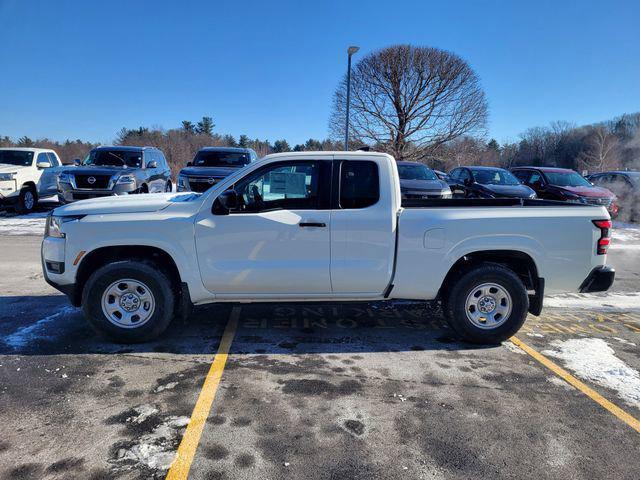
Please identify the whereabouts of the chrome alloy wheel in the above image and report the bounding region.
[24,190,35,210]
[464,282,512,329]
[101,279,155,328]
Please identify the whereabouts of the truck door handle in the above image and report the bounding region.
[299,222,326,228]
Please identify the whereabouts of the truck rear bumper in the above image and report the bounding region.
[579,266,615,293]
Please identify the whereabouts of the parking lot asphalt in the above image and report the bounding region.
[1,232,639,479]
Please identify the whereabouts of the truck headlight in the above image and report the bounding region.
[116,174,136,185]
[0,172,16,181]
[45,215,82,238]
[441,187,452,199]
[58,172,72,183]
[178,175,188,190]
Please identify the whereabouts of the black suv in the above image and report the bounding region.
[57,146,172,203]
[177,147,258,193]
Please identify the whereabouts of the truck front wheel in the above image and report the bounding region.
[82,260,175,343]
[444,264,529,344]
[15,186,37,214]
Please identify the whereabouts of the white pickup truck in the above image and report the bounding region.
[1,148,64,213]
[41,152,615,343]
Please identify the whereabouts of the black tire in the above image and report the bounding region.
[82,260,175,343]
[444,263,529,344]
[165,180,172,192]
[15,186,37,214]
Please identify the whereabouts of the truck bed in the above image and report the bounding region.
[401,198,592,208]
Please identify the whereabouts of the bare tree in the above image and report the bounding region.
[330,45,488,160]
[578,126,619,172]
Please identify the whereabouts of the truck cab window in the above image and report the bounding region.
[234,161,320,212]
[339,160,379,209]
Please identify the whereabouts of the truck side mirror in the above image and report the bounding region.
[36,160,51,169]
[212,190,238,215]
[187,161,193,167]
[464,178,473,186]
[146,161,158,169]
[73,158,81,166]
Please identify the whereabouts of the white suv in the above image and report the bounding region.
[0,148,63,213]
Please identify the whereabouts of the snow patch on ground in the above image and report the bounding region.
[547,375,573,391]
[3,306,77,349]
[545,292,640,311]
[543,338,640,408]
[0,211,48,236]
[611,221,640,249]
[114,404,189,471]
[503,341,526,355]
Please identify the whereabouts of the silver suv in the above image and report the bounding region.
[57,146,172,203]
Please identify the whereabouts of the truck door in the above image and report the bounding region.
[195,159,333,296]
[330,158,396,294]
[37,152,63,197]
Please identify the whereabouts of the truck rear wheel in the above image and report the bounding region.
[444,264,529,344]
[82,260,175,343]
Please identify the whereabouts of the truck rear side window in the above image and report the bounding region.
[339,161,379,209]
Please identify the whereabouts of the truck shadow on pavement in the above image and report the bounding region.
[0,296,495,356]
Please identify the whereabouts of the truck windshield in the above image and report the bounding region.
[83,150,143,168]
[0,150,34,166]
[193,151,250,167]
[397,164,438,181]
[471,169,520,186]
[545,171,592,187]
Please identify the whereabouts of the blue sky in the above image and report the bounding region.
[1,0,638,146]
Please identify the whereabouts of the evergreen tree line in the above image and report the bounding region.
[2,113,639,176]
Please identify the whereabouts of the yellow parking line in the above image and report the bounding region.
[510,336,640,434]
[166,306,241,480]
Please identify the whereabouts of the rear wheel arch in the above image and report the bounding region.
[439,249,541,301]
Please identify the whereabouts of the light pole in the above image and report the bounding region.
[345,45,359,150]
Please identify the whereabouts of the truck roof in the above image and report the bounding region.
[0,147,57,153]
[512,166,574,173]
[92,145,158,151]
[199,147,254,153]
[264,151,393,160]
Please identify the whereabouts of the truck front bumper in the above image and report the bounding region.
[579,266,615,293]
[57,182,137,203]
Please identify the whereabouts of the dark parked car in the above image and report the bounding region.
[511,167,618,217]
[57,146,172,203]
[177,147,258,193]
[588,171,639,221]
[397,161,452,199]
[449,166,537,199]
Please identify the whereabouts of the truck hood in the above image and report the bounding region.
[0,164,29,174]
[53,192,200,216]
[479,184,536,198]
[400,179,449,192]
[179,166,242,177]
[560,185,613,198]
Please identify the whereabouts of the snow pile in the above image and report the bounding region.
[3,306,77,349]
[611,222,640,250]
[115,404,189,471]
[545,292,640,311]
[543,338,640,408]
[0,211,48,236]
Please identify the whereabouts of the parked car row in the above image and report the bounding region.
[0,145,636,221]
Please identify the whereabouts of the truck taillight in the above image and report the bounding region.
[593,219,612,255]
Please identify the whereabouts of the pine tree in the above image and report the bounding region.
[238,135,249,148]
[181,121,195,133]
[196,116,215,136]
[273,139,291,153]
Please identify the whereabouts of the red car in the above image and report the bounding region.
[511,167,618,217]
